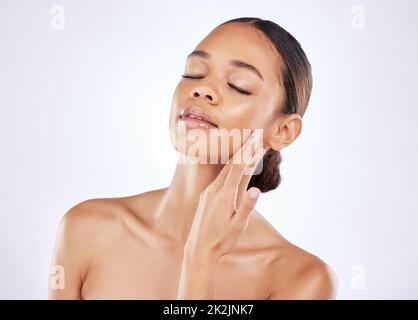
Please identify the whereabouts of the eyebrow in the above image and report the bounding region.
[187,50,264,81]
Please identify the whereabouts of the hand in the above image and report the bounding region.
[184,130,266,262]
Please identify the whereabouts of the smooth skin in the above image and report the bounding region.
[49,22,337,299]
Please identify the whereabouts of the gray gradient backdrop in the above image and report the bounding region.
[0,0,417,299]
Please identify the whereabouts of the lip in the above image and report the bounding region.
[179,106,218,128]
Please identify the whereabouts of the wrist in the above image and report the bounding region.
[183,245,219,268]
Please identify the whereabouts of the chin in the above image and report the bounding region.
[171,136,235,165]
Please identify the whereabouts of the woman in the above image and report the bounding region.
[49,17,338,299]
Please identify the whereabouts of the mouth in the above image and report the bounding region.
[178,106,218,129]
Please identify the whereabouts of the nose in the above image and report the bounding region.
[190,85,219,105]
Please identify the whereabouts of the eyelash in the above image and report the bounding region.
[180,74,252,95]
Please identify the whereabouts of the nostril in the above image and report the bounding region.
[207,95,213,101]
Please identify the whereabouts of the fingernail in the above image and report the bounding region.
[249,188,260,200]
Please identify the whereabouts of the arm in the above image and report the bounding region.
[177,250,219,300]
[48,203,91,299]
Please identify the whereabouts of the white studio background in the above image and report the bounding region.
[0,0,417,299]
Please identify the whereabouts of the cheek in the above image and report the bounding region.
[171,82,183,107]
[248,89,282,128]
[169,83,186,128]
[221,99,268,130]
[173,81,190,101]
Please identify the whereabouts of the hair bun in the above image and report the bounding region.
[248,148,282,193]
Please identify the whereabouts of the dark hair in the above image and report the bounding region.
[219,17,313,193]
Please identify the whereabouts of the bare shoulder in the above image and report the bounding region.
[51,197,134,258]
[49,197,134,299]
[270,244,338,299]
[58,197,131,240]
[54,188,166,246]
[55,187,167,248]
[249,210,338,300]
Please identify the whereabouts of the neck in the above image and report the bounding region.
[153,154,224,245]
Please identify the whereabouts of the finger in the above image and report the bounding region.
[222,129,259,190]
[211,129,254,189]
[235,145,266,209]
[233,128,263,168]
[223,134,266,192]
[233,187,260,224]
[244,144,267,177]
[228,129,254,165]
[240,145,267,188]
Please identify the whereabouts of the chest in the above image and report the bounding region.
[81,241,272,299]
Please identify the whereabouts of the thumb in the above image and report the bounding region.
[234,187,260,223]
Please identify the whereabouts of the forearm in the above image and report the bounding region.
[177,250,219,300]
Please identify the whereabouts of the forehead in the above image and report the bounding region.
[193,22,282,84]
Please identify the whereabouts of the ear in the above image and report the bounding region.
[266,114,303,151]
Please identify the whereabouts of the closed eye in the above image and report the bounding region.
[180,74,252,95]
[227,83,251,95]
[181,74,204,79]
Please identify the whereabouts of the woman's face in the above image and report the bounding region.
[169,22,285,163]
